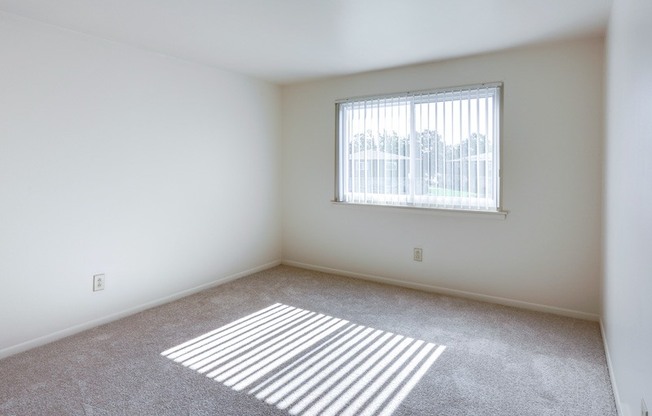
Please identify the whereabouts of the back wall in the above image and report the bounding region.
[281,37,604,318]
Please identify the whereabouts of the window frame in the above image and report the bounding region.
[334,82,505,215]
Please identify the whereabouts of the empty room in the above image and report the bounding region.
[0,0,650,415]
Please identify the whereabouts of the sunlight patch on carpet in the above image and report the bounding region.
[161,303,446,416]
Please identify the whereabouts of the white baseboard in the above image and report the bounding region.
[282,260,600,321]
[600,319,624,416]
[0,260,281,360]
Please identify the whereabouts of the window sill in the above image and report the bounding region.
[331,201,508,219]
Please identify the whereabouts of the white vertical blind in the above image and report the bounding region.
[336,83,501,212]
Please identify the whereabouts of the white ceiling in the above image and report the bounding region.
[0,0,612,84]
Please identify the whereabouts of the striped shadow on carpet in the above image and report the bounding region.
[161,303,446,416]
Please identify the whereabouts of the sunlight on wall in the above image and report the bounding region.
[161,303,446,416]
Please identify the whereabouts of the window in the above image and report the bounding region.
[335,83,502,213]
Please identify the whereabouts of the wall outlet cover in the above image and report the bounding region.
[93,274,105,292]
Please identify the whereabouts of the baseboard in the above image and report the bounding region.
[282,260,600,321]
[0,260,281,360]
[600,319,624,416]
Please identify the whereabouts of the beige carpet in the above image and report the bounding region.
[0,266,617,415]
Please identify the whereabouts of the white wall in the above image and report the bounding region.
[0,12,281,357]
[282,37,604,318]
[603,0,652,414]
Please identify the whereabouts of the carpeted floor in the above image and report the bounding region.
[0,266,617,415]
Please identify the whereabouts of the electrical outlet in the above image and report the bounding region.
[413,248,423,262]
[93,274,105,292]
[642,399,648,416]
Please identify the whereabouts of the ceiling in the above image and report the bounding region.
[0,0,612,84]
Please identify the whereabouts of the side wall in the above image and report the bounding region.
[0,13,281,357]
[282,37,604,318]
[604,0,652,414]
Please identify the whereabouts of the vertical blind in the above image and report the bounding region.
[336,83,501,212]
